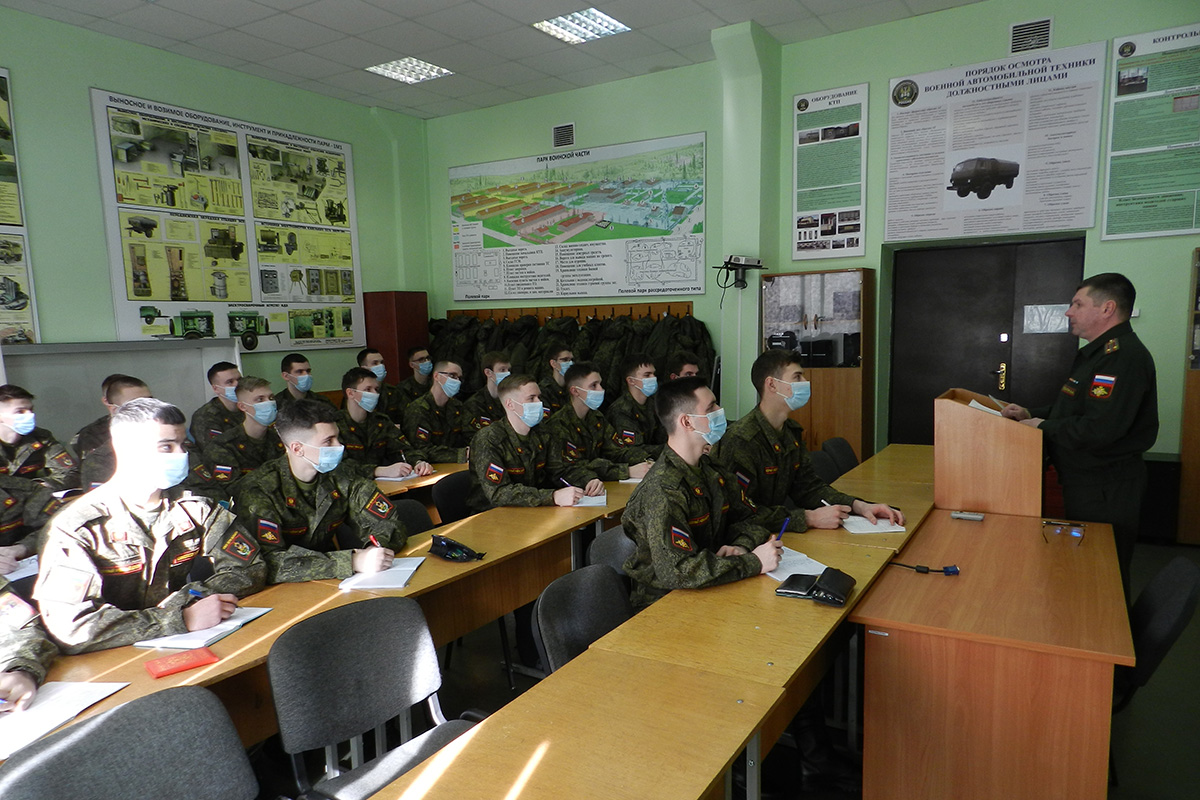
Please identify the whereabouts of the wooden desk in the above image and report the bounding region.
[375,462,467,496]
[849,510,1134,799]
[807,478,935,553]
[838,444,933,485]
[372,648,784,800]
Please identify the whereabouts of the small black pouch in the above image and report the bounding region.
[809,567,856,607]
[429,534,486,562]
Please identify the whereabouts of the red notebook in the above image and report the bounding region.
[145,647,220,678]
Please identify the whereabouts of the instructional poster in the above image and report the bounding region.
[885,42,1106,242]
[793,84,867,259]
[449,133,704,301]
[91,89,363,351]
[1103,23,1200,239]
[0,68,38,344]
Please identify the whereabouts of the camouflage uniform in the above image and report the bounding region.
[73,416,116,489]
[336,409,424,467]
[543,405,651,483]
[378,382,406,425]
[232,458,407,584]
[275,389,336,412]
[403,393,469,463]
[395,375,431,417]
[197,424,287,493]
[463,390,506,434]
[623,447,771,609]
[0,475,65,555]
[465,418,588,514]
[712,407,858,533]
[605,393,666,459]
[33,485,266,654]
[72,415,111,458]
[538,376,570,415]
[188,397,244,445]
[0,427,79,490]
[0,577,57,683]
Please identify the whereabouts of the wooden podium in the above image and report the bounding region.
[933,388,1042,516]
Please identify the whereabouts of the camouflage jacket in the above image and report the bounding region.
[188,397,245,445]
[275,389,336,412]
[0,474,65,553]
[463,390,506,433]
[403,393,469,463]
[605,393,665,459]
[336,408,425,468]
[0,577,57,683]
[465,418,588,514]
[72,415,111,458]
[538,376,570,416]
[395,376,431,417]
[0,428,79,491]
[198,424,287,493]
[74,416,116,491]
[377,382,406,424]
[543,405,650,483]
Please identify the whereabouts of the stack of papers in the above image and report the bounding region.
[339,557,425,591]
[0,681,128,759]
[968,398,1003,416]
[841,515,906,534]
[134,606,272,650]
[767,547,828,581]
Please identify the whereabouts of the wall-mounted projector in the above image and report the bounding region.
[713,255,765,289]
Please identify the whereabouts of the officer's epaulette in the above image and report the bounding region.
[1104,337,1120,354]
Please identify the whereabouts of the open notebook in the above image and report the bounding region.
[134,606,272,650]
[339,557,425,591]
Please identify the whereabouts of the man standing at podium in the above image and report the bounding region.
[1003,273,1158,599]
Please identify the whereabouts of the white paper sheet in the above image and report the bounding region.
[134,606,271,650]
[841,515,906,534]
[767,547,828,581]
[339,557,425,591]
[0,681,128,759]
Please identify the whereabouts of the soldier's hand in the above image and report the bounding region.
[715,545,748,557]
[852,500,905,526]
[1019,417,1044,428]
[584,479,605,496]
[415,461,433,476]
[628,461,652,479]
[0,552,19,575]
[183,593,239,631]
[353,546,394,574]
[805,504,851,529]
[1001,403,1030,421]
[376,462,412,479]
[752,539,784,574]
[554,486,584,506]
[0,670,37,712]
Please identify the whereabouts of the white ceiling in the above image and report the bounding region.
[1,0,981,119]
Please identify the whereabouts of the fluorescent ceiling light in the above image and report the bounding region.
[533,8,631,44]
[366,57,452,84]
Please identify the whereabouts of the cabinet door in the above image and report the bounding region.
[1179,251,1200,544]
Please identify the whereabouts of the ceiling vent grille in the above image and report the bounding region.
[1011,18,1052,54]
[553,123,575,149]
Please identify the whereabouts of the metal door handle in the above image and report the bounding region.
[990,362,1007,390]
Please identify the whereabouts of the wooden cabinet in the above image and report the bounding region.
[1179,249,1200,544]
[362,291,428,382]
[760,269,875,459]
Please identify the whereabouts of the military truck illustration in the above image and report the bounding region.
[204,227,245,261]
[227,310,279,351]
[947,157,1020,200]
[125,216,158,237]
[140,306,216,340]
[0,276,29,311]
[0,239,21,264]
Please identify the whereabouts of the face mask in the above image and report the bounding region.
[441,375,461,397]
[357,390,380,413]
[583,388,605,411]
[417,360,433,376]
[638,376,658,398]
[776,380,811,411]
[558,360,574,376]
[493,371,510,386]
[369,364,387,381]
[303,443,344,473]
[688,408,727,446]
[517,401,544,427]
[251,400,277,426]
[9,412,35,436]
[295,374,313,393]
[153,452,190,490]
[222,386,238,403]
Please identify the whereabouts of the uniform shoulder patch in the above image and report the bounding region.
[37,565,93,604]
[670,525,694,552]
[486,463,505,484]
[735,471,750,488]
[365,490,394,519]
[51,451,75,468]
[1090,374,1116,399]
[221,530,257,562]
[257,519,280,544]
[415,426,430,441]
[0,590,39,629]
[213,465,233,481]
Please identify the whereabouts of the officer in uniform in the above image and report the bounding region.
[0,384,78,491]
[195,376,286,494]
[232,400,406,584]
[538,347,574,415]
[73,375,152,490]
[276,353,336,411]
[606,352,666,459]
[0,475,64,573]
[354,347,406,424]
[34,399,266,654]
[395,346,433,417]
[714,349,903,533]
[1,576,57,711]
[189,361,244,444]
[1004,273,1158,598]
[403,360,470,463]
[337,368,431,477]
[544,362,654,484]
[622,376,782,609]
[463,351,511,433]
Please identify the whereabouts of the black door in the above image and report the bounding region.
[889,239,1083,444]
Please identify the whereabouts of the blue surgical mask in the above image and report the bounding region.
[493,371,510,386]
[369,364,387,381]
[441,376,461,398]
[777,380,811,411]
[583,389,605,411]
[688,408,727,446]
[9,412,35,436]
[358,390,380,413]
[639,376,658,397]
[154,452,190,489]
[558,359,574,376]
[417,360,433,376]
[304,443,344,473]
[251,400,277,426]
[518,401,544,427]
[295,374,313,392]
[222,386,238,403]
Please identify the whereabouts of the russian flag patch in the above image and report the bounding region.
[670,525,694,552]
[1090,374,1116,399]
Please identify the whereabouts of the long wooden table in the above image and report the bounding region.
[839,443,933,484]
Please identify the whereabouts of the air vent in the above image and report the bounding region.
[553,123,575,149]
[1010,18,1052,53]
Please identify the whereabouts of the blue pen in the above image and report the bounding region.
[777,517,790,540]
[188,588,205,600]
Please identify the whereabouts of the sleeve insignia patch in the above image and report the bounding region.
[1104,338,1120,354]
[192,464,213,480]
[486,463,505,483]
[365,490,394,519]
[670,525,694,552]
[257,519,280,544]
[222,531,256,562]
[208,429,222,440]
[213,465,233,480]
[1090,374,1116,399]
[416,426,430,441]
[51,451,75,468]
[0,591,38,629]
[736,471,750,488]
[565,442,582,459]
[621,430,636,445]
[39,566,94,604]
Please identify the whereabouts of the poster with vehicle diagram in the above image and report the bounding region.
[449,133,704,301]
[91,89,363,352]
[0,68,39,345]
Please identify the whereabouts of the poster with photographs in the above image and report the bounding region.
[0,68,39,344]
[793,84,866,259]
[1103,23,1200,239]
[91,89,363,351]
[885,43,1106,242]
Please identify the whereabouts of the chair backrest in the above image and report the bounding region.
[1128,556,1200,691]
[822,437,859,475]
[0,686,257,800]
[808,449,841,485]
[392,497,434,535]
[432,469,477,523]
[587,525,636,577]
[532,564,633,673]
[268,596,442,755]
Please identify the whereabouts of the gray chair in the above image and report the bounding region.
[0,685,257,800]
[587,525,636,589]
[821,437,859,477]
[531,564,633,673]
[392,497,434,535]
[808,449,840,485]
[267,596,474,800]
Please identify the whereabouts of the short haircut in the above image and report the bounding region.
[751,349,803,396]
[498,373,537,401]
[548,343,573,361]
[655,376,709,433]
[356,347,382,366]
[206,361,238,384]
[105,375,149,404]
[1079,273,1135,320]
[111,397,185,431]
[407,345,430,360]
[0,384,33,404]
[564,361,600,388]
[433,359,461,376]
[280,353,309,373]
[480,350,510,372]
[235,376,271,398]
[667,351,701,376]
[619,352,655,380]
[275,398,340,443]
[100,373,132,392]
[342,367,378,391]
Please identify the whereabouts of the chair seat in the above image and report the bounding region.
[315,719,474,800]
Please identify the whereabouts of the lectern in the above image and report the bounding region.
[933,388,1042,516]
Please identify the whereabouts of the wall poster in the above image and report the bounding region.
[884,42,1106,242]
[91,89,363,351]
[1103,23,1200,240]
[449,133,704,301]
[0,67,39,345]
[792,84,867,259]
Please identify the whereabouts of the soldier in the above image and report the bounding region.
[277,353,336,411]
[666,350,702,380]
[714,349,903,534]
[74,374,151,490]
[0,576,57,711]
[463,351,511,433]
[622,376,782,609]
[189,361,244,444]
[538,346,574,415]
[338,368,431,478]
[34,398,266,654]
[356,347,405,423]
[395,345,433,417]
[605,352,666,459]
[403,360,470,463]
[232,400,406,584]
[195,376,286,493]
[0,384,78,491]
[0,475,65,574]
[544,362,654,484]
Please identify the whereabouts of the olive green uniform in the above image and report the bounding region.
[378,382,406,424]
[543,405,650,483]
[72,415,111,458]
[403,393,469,463]
[1031,321,1158,596]
[713,407,858,533]
[605,393,665,459]
[463,390,506,434]
[1,577,57,684]
[0,428,78,491]
[336,409,423,467]
[0,475,64,554]
[199,424,286,492]
[538,376,570,415]
[34,485,266,654]
[465,418,587,514]
[275,388,336,412]
[188,397,244,444]
[74,416,115,490]
[395,376,430,418]
[623,447,771,609]
[232,458,407,584]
